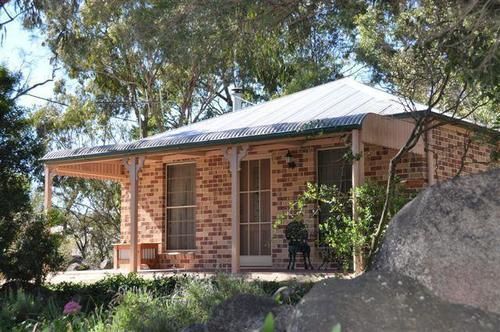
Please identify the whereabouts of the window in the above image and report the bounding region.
[317,148,352,242]
[239,159,271,257]
[317,148,352,192]
[165,163,196,250]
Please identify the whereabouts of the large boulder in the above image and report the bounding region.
[206,293,288,332]
[374,169,500,314]
[66,261,90,271]
[99,258,113,270]
[286,271,500,332]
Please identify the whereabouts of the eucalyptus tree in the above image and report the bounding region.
[33,95,127,263]
[35,0,361,137]
[353,0,500,261]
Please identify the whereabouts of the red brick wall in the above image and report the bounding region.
[121,155,233,270]
[363,144,428,191]
[431,125,498,181]
[118,124,498,270]
[119,135,350,270]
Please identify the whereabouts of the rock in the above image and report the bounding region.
[374,169,500,314]
[273,304,295,332]
[66,262,90,271]
[66,262,81,271]
[206,293,285,332]
[285,271,500,332]
[68,255,83,264]
[181,323,208,332]
[99,258,112,270]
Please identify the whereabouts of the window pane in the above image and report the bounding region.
[249,160,260,190]
[317,149,352,244]
[167,164,196,206]
[240,225,249,255]
[260,224,271,255]
[260,191,270,223]
[166,163,196,250]
[318,149,352,192]
[240,161,248,191]
[249,224,260,255]
[167,178,195,205]
[167,235,178,251]
[240,193,249,223]
[260,159,270,190]
[184,235,195,250]
[167,207,195,225]
[249,192,260,223]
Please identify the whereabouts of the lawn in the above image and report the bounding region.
[0,273,313,331]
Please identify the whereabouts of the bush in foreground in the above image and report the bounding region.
[1,273,313,331]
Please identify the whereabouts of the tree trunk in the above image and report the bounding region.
[367,120,425,265]
[353,246,366,273]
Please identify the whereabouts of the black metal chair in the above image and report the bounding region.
[285,221,313,270]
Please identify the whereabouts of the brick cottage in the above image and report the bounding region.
[41,78,499,273]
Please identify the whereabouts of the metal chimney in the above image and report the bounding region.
[232,87,243,112]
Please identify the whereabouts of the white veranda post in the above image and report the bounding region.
[44,165,54,212]
[223,145,248,273]
[123,156,145,273]
[351,129,365,272]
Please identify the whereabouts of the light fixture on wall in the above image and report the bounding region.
[285,150,296,168]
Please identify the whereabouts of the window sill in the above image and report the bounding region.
[164,250,197,255]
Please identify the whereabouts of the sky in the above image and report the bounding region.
[1,3,56,108]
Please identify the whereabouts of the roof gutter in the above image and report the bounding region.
[41,123,362,164]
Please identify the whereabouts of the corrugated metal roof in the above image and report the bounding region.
[42,78,412,162]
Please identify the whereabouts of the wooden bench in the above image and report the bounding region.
[113,243,160,270]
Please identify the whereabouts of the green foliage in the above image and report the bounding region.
[356,0,499,121]
[0,66,45,275]
[0,273,313,331]
[271,280,314,306]
[47,180,121,266]
[0,289,44,330]
[331,323,342,332]
[276,181,410,270]
[95,274,265,332]
[48,273,179,312]
[3,213,64,286]
[262,312,275,332]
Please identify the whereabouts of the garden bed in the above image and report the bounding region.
[0,273,314,331]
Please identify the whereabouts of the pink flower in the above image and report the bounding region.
[63,300,82,315]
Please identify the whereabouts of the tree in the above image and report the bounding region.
[26,0,361,262]
[353,0,500,262]
[275,181,410,271]
[0,0,43,34]
[0,66,44,271]
[0,67,43,217]
[33,0,361,138]
[0,65,62,284]
[56,179,121,264]
[33,100,124,264]
[5,212,63,286]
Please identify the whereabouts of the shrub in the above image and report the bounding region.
[0,273,313,331]
[0,289,37,329]
[94,274,266,332]
[2,212,64,286]
[20,302,108,332]
[49,273,180,312]
[275,181,411,271]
